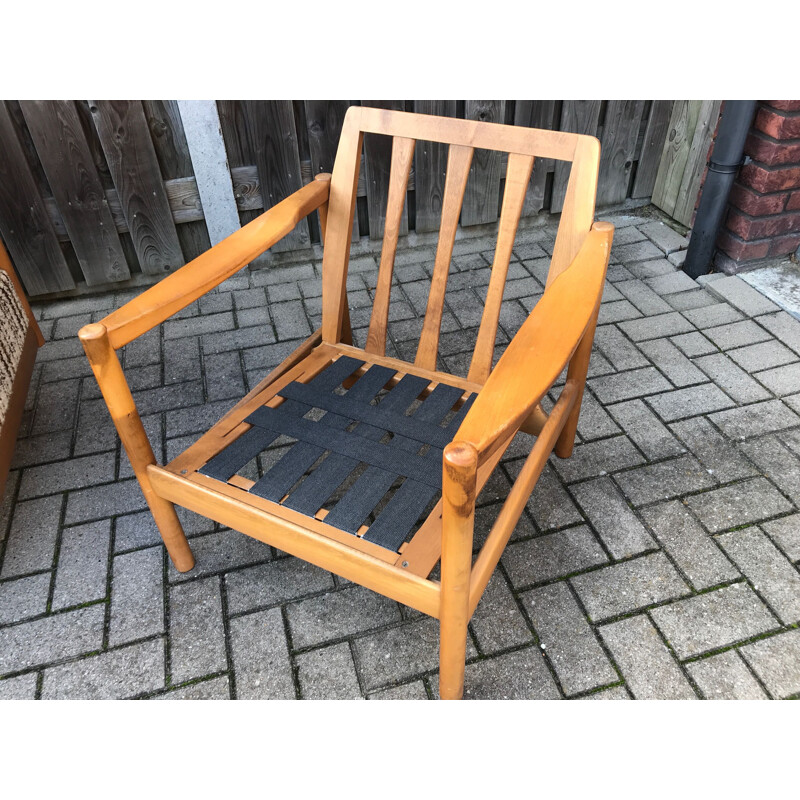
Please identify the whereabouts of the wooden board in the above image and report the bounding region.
[19,101,130,286]
[596,100,647,207]
[242,101,310,254]
[413,100,457,233]
[90,100,185,275]
[632,100,673,199]
[305,100,359,240]
[363,100,408,240]
[461,101,506,226]
[514,100,559,216]
[551,101,602,213]
[0,101,75,295]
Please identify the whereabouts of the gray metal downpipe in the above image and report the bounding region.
[683,100,758,279]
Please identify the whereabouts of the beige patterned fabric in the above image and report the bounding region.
[0,269,29,426]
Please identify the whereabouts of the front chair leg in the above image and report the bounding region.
[439,441,478,700]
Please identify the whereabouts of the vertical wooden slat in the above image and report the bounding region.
[0,101,75,295]
[632,100,673,199]
[305,100,359,240]
[143,100,212,261]
[413,100,457,233]
[19,101,130,286]
[365,137,415,356]
[243,101,309,253]
[551,101,602,213]
[514,100,559,216]
[90,100,185,275]
[468,153,534,384]
[415,144,474,371]
[596,100,647,207]
[461,101,506,226]
[363,100,407,240]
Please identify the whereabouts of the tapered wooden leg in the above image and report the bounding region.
[439,441,477,700]
[79,323,195,572]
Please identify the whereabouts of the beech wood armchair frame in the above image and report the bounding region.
[79,107,613,700]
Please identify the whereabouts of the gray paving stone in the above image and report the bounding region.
[619,312,695,342]
[647,383,735,423]
[706,275,780,317]
[607,399,684,460]
[664,288,717,312]
[224,558,335,615]
[687,477,793,533]
[761,515,800,562]
[597,299,643,325]
[30,378,79,435]
[628,258,675,280]
[717,528,800,624]
[296,642,363,700]
[203,351,246,402]
[52,520,111,610]
[109,547,164,646]
[784,392,800,416]
[10,431,72,471]
[614,239,664,263]
[670,416,757,482]
[200,326,276,355]
[523,582,616,695]
[164,311,235,340]
[570,477,656,558]
[508,463,583,531]
[229,607,295,699]
[41,638,165,699]
[354,617,475,692]
[638,220,689,254]
[641,501,739,590]
[613,455,716,506]
[115,507,211,553]
[552,436,645,483]
[615,280,673,315]
[0,605,105,675]
[599,615,696,699]
[594,325,648,370]
[0,572,50,625]
[686,650,767,699]
[589,368,672,404]
[709,399,800,440]
[638,338,706,387]
[580,685,630,700]
[729,340,798,373]
[368,681,429,700]
[695,354,773,405]
[610,225,647,246]
[574,390,621,441]
[154,675,230,700]
[753,362,800,396]
[64,479,148,525]
[0,672,38,699]
[167,529,272,583]
[472,502,536,551]
[571,553,690,622]
[739,629,800,699]
[671,331,717,358]
[702,319,773,351]
[287,584,401,649]
[271,300,312,341]
[606,264,634,283]
[645,270,698,295]
[169,576,227,684]
[651,583,779,659]
[470,572,533,654]
[682,303,745,331]
[757,311,800,355]
[1,495,63,579]
[741,436,800,504]
[502,525,608,587]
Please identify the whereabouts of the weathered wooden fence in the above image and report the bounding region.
[0,100,674,297]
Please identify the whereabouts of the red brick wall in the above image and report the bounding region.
[717,101,800,268]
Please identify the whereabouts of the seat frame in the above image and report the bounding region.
[79,107,613,700]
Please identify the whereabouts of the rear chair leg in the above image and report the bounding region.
[439,441,477,700]
[79,323,195,572]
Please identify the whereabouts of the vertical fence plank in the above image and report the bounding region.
[20,101,130,286]
[596,100,647,207]
[514,100,559,216]
[551,101,602,213]
[632,100,673,199]
[652,101,701,220]
[90,100,185,275]
[363,100,407,240]
[461,100,506,226]
[243,100,309,253]
[0,102,75,294]
[305,100,359,240]
[413,100,457,233]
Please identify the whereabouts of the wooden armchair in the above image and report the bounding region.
[79,107,613,699]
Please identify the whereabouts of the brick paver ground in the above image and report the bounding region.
[2,210,799,700]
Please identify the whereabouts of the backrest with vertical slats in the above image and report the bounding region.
[320,106,601,382]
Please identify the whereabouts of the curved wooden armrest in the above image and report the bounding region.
[455,221,614,458]
[98,176,331,350]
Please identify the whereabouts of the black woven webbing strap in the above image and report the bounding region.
[199,356,475,552]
